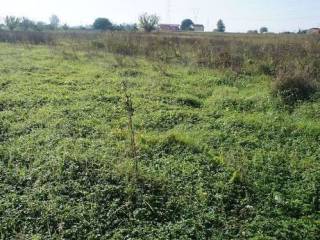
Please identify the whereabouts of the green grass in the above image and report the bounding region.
[0,42,319,239]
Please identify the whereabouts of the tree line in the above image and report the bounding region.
[0,13,273,34]
[2,15,65,31]
[93,15,229,33]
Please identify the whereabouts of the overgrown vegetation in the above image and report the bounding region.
[272,62,318,104]
[0,31,319,239]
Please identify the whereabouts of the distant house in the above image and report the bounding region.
[159,24,180,32]
[307,28,320,34]
[247,30,258,34]
[193,24,204,32]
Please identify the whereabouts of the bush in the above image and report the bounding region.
[259,62,276,76]
[272,64,318,104]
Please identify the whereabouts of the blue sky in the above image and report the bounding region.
[0,0,319,32]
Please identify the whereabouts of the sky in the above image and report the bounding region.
[0,0,319,32]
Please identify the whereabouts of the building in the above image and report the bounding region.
[193,24,205,32]
[159,24,180,32]
[307,28,320,34]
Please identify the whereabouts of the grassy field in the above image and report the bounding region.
[0,33,320,239]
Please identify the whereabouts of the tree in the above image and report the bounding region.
[113,23,138,32]
[5,16,21,31]
[138,13,159,32]
[35,22,47,31]
[260,27,268,34]
[62,24,69,31]
[298,29,307,34]
[93,18,113,31]
[49,15,60,28]
[20,17,37,31]
[215,19,226,32]
[181,19,194,31]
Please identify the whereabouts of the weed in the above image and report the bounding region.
[176,94,203,108]
[92,40,105,49]
[259,61,276,76]
[120,69,143,78]
[121,80,138,177]
[272,63,317,104]
[152,62,171,77]
[0,33,319,240]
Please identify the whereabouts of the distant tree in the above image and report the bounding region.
[281,31,293,35]
[298,29,307,34]
[5,16,21,31]
[93,18,113,31]
[125,23,138,32]
[112,24,121,31]
[19,17,37,31]
[79,26,88,30]
[138,13,159,32]
[113,23,138,32]
[260,27,268,34]
[35,21,47,31]
[62,24,69,31]
[71,25,88,30]
[181,19,194,31]
[49,15,60,29]
[216,19,226,32]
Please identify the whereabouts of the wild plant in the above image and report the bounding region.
[121,80,138,179]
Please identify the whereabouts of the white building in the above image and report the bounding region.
[193,24,205,32]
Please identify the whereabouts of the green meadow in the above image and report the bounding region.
[0,34,319,239]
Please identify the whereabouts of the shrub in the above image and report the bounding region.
[0,119,9,142]
[259,62,276,76]
[272,64,318,104]
[0,31,54,44]
[105,34,139,56]
[120,69,142,78]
